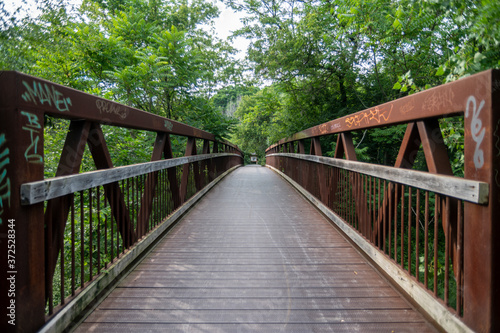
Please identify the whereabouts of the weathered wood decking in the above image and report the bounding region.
[75,166,436,332]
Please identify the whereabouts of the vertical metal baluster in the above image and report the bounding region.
[127,178,130,237]
[366,174,369,237]
[347,171,354,225]
[370,178,377,244]
[343,170,346,221]
[119,180,124,251]
[394,184,398,261]
[366,175,370,240]
[60,206,65,305]
[434,194,440,297]
[71,198,75,296]
[110,188,114,263]
[356,173,359,231]
[80,191,84,289]
[457,199,463,315]
[379,179,382,250]
[408,187,412,274]
[362,173,366,233]
[46,205,53,315]
[401,185,405,267]
[136,176,140,241]
[340,169,344,219]
[347,171,351,225]
[150,173,154,230]
[444,196,450,305]
[358,172,361,230]
[130,177,134,240]
[356,173,359,230]
[358,173,362,233]
[152,173,155,228]
[104,194,108,269]
[388,182,392,257]
[415,189,420,283]
[89,188,93,281]
[161,170,164,221]
[97,186,101,274]
[424,191,429,289]
[149,173,153,231]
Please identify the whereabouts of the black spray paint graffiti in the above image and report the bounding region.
[21,80,72,112]
[0,134,11,225]
[21,111,43,164]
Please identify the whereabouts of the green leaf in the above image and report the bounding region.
[474,52,486,63]
[395,6,404,19]
[393,18,402,30]
[393,82,402,90]
[436,65,445,76]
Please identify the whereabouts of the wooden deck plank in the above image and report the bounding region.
[75,166,436,332]
[77,322,434,333]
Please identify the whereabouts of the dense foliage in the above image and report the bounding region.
[1,0,240,140]
[224,0,499,167]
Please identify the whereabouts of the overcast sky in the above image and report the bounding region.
[211,2,249,59]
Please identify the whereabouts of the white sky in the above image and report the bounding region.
[211,1,249,59]
[2,0,249,58]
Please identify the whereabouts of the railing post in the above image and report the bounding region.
[0,79,46,332]
[462,71,500,332]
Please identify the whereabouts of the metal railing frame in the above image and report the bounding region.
[266,69,500,333]
[0,71,243,332]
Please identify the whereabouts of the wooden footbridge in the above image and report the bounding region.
[1,70,499,332]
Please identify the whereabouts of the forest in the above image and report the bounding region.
[1,0,499,168]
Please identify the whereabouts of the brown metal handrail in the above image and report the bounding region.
[266,69,499,333]
[0,71,243,332]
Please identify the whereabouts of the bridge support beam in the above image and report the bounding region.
[0,101,45,332]
[462,72,500,333]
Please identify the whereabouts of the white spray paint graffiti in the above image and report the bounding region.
[0,134,11,225]
[465,96,486,169]
[21,111,43,164]
[21,80,72,112]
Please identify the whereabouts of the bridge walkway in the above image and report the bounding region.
[75,166,436,332]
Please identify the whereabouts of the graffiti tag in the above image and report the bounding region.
[400,100,415,114]
[422,88,455,113]
[164,120,173,131]
[465,96,486,169]
[20,111,43,164]
[345,105,393,128]
[330,123,341,131]
[21,80,72,112]
[0,134,11,225]
[96,99,128,119]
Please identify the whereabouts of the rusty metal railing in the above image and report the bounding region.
[0,71,243,332]
[266,69,499,333]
